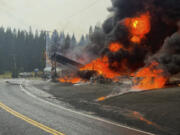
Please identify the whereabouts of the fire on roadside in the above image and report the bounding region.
[80,56,123,79]
[58,12,170,91]
[58,12,152,87]
[97,96,106,102]
[132,61,168,90]
[59,77,81,84]
[75,13,152,85]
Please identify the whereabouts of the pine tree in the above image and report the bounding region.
[50,30,59,55]
[79,35,85,46]
[64,34,71,50]
[0,26,46,74]
[71,34,77,47]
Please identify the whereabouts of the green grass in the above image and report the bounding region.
[0,72,12,79]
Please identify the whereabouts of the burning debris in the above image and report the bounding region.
[79,56,122,79]
[51,53,83,68]
[59,0,180,91]
[59,77,81,84]
[132,61,168,90]
[133,31,180,90]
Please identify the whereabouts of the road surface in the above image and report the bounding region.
[0,80,152,135]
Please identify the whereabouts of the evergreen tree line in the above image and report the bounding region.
[47,30,90,56]
[0,27,46,75]
[47,26,101,63]
[0,25,101,76]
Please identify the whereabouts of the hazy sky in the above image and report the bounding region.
[0,0,111,39]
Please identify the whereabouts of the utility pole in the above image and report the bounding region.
[51,53,57,81]
[45,30,58,81]
[12,54,18,78]
[45,31,51,68]
[46,30,58,81]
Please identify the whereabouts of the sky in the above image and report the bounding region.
[0,0,112,39]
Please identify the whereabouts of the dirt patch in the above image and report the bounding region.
[102,87,180,135]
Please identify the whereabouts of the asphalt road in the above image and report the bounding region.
[0,80,152,135]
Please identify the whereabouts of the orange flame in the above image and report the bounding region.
[132,61,168,90]
[108,42,132,53]
[124,12,151,43]
[58,43,131,84]
[97,96,106,101]
[109,43,123,52]
[58,12,167,91]
[79,42,134,80]
[59,77,81,84]
[80,56,122,79]
[131,36,141,43]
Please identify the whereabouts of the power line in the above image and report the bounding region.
[0,0,29,27]
[57,0,102,30]
[0,0,103,34]
[66,0,101,20]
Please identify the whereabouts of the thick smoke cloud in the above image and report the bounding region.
[85,26,106,57]
[150,32,180,75]
[86,0,180,75]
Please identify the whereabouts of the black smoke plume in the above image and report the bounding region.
[85,0,180,76]
[150,31,180,75]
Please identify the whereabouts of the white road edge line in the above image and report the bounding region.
[19,80,154,135]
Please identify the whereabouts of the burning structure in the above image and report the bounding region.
[59,0,180,91]
[50,53,83,82]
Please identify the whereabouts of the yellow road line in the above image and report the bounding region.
[0,101,65,135]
